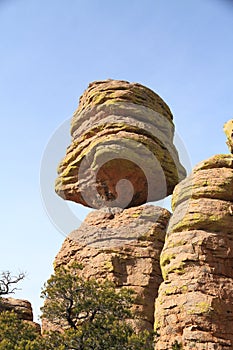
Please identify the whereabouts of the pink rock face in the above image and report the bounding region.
[55,79,186,209]
[42,205,171,334]
[154,154,233,350]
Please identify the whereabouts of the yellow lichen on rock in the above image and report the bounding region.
[224,119,233,153]
[154,154,233,349]
[55,79,186,209]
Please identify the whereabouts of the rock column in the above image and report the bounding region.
[46,205,171,333]
[154,154,233,349]
[44,79,186,335]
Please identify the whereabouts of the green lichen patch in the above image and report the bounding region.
[188,301,213,315]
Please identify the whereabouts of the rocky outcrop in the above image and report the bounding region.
[0,297,41,332]
[48,79,233,347]
[224,119,233,153]
[0,297,33,321]
[55,79,186,209]
[46,205,171,333]
[154,154,233,349]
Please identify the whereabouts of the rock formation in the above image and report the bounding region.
[45,80,191,340]
[224,119,233,153]
[0,297,41,332]
[43,80,233,348]
[55,79,186,209]
[43,205,171,333]
[154,154,233,349]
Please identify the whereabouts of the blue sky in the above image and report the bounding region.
[0,0,233,321]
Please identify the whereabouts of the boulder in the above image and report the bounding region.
[0,297,33,321]
[55,79,186,209]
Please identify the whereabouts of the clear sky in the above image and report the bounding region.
[0,0,233,322]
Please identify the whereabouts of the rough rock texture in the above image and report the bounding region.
[224,119,233,153]
[43,205,171,333]
[154,154,233,349]
[55,79,186,209]
[0,297,41,332]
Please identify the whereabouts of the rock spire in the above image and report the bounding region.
[154,154,233,349]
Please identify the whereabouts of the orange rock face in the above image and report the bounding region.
[154,154,233,349]
[55,79,186,209]
[47,205,171,333]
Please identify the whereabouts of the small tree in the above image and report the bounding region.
[0,270,43,350]
[41,263,154,350]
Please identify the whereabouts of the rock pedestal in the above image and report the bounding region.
[154,154,233,349]
[43,205,171,333]
[46,80,233,347]
[55,79,186,209]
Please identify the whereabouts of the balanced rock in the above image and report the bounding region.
[44,205,171,333]
[55,79,186,209]
[154,154,233,349]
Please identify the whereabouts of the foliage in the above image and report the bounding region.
[172,340,183,350]
[40,262,155,350]
[0,265,155,349]
[0,270,43,349]
[0,311,41,350]
[40,328,154,350]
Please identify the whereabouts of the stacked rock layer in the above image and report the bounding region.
[43,205,171,333]
[154,154,233,349]
[55,79,186,209]
[0,297,41,332]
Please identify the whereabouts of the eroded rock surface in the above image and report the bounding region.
[154,154,233,349]
[55,79,186,209]
[224,119,233,153]
[44,205,171,333]
[0,297,41,332]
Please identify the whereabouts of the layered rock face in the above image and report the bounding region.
[47,80,233,347]
[154,154,233,349]
[55,79,186,209]
[49,205,171,333]
[0,297,41,332]
[0,297,33,321]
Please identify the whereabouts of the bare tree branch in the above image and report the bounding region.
[0,271,25,296]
